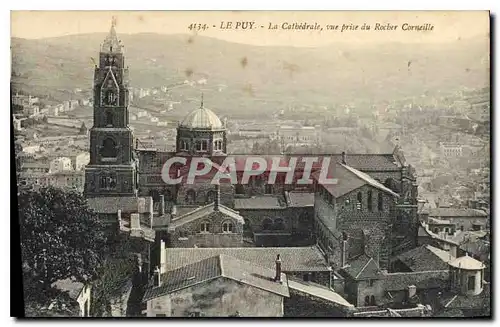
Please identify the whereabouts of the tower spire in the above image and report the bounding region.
[102,17,122,53]
[200,93,204,108]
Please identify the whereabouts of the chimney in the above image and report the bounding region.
[341,151,347,165]
[406,285,417,301]
[274,254,282,282]
[171,205,177,218]
[131,213,140,230]
[159,195,165,216]
[214,183,220,211]
[160,239,166,274]
[153,266,161,287]
[341,232,348,267]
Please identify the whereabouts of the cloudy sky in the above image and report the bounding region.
[11,11,489,47]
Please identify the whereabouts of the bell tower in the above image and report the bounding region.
[84,18,137,197]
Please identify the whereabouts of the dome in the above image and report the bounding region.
[449,254,485,270]
[180,107,223,129]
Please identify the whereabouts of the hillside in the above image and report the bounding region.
[11,33,489,116]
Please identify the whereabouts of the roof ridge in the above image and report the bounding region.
[340,163,399,197]
[355,257,373,279]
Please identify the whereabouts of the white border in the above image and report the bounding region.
[4,1,497,326]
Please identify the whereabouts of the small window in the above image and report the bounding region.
[367,190,373,212]
[195,141,201,151]
[369,279,375,287]
[222,221,234,233]
[265,184,273,194]
[364,296,370,306]
[370,295,376,306]
[303,273,310,282]
[378,193,383,212]
[200,220,211,233]
[200,140,208,151]
[274,218,285,230]
[433,228,439,233]
[356,192,362,210]
[445,227,449,233]
[468,275,475,291]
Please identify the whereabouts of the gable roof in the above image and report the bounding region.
[143,254,289,302]
[342,254,382,280]
[428,208,488,218]
[313,163,399,198]
[168,203,244,230]
[395,245,454,271]
[288,278,353,308]
[163,246,330,273]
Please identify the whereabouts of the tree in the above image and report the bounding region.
[19,187,107,303]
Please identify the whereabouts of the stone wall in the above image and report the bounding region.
[146,277,284,317]
[284,289,349,317]
[168,210,243,248]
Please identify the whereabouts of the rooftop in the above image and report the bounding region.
[428,208,488,218]
[342,254,382,280]
[163,246,330,273]
[286,192,314,207]
[234,196,285,210]
[168,203,244,230]
[288,278,353,308]
[143,254,289,302]
[395,245,454,272]
[448,254,485,270]
[86,196,153,214]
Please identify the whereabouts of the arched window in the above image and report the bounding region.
[378,193,383,212]
[185,189,196,204]
[200,220,211,233]
[370,295,376,306]
[200,140,208,152]
[367,190,373,212]
[274,218,285,230]
[195,141,202,151]
[206,190,216,204]
[262,218,273,230]
[356,192,362,210]
[364,296,370,306]
[222,220,234,233]
[243,219,251,231]
[100,138,117,158]
[180,140,189,151]
[105,111,113,126]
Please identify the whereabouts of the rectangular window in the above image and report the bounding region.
[369,280,375,287]
[468,276,475,291]
[367,190,373,212]
[378,193,383,212]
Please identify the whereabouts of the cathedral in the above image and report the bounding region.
[85,22,419,275]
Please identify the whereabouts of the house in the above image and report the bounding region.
[166,187,245,248]
[158,242,334,288]
[51,278,92,317]
[427,207,488,231]
[142,254,289,317]
[338,254,385,307]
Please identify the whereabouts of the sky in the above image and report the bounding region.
[11,11,489,47]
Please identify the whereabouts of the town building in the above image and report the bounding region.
[439,142,463,157]
[426,207,488,232]
[49,157,73,173]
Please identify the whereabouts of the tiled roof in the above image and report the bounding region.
[428,217,452,225]
[286,192,314,207]
[449,255,485,270]
[312,163,399,198]
[383,270,450,292]
[428,208,488,218]
[86,196,153,214]
[168,203,244,229]
[395,245,454,272]
[332,154,401,171]
[234,196,284,210]
[143,254,289,302]
[288,278,353,308]
[440,283,490,310]
[163,246,330,272]
[342,254,382,280]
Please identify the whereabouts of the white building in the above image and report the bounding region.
[49,157,73,173]
[440,142,463,157]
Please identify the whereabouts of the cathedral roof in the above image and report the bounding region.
[179,97,224,130]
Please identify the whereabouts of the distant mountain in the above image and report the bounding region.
[11,33,489,116]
